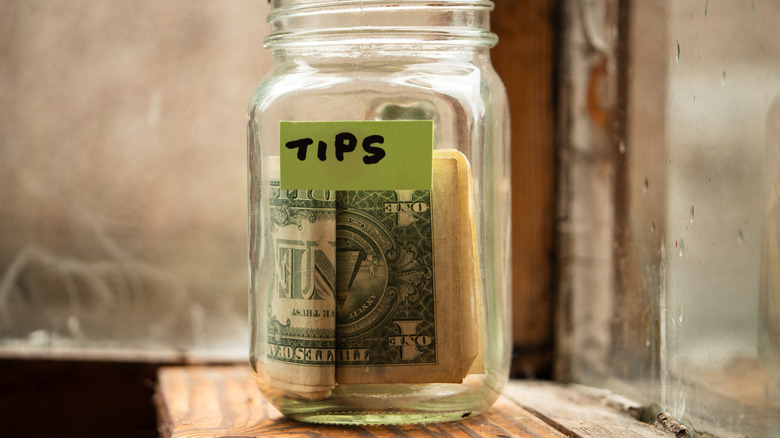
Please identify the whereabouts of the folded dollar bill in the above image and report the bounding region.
[262,150,483,399]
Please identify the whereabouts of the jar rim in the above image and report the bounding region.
[265,0,497,49]
[264,29,498,50]
[268,0,495,17]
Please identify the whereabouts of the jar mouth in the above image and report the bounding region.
[265,1,497,49]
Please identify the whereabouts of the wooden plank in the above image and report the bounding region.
[492,0,557,379]
[552,0,624,383]
[503,380,674,438]
[156,366,566,438]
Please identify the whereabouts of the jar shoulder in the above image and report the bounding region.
[248,59,505,118]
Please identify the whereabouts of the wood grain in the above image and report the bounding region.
[503,381,672,438]
[156,366,675,438]
[156,366,565,438]
[492,0,557,378]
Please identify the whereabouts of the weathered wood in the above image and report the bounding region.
[553,0,624,383]
[156,366,676,438]
[156,366,565,438]
[504,381,673,438]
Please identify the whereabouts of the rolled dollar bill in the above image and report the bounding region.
[261,150,484,393]
[265,158,337,400]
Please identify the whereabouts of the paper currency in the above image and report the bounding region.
[335,152,468,384]
[266,180,337,400]
[263,150,483,393]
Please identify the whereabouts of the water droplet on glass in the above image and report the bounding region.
[679,238,685,257]
[704,0,708,17]
[738,229,744,244]
[676,41,681,62]
[678,305,684,323]
[722,71,727,86]
[643,178,649,193]
[618,140,626,155]
[651,221,656,234]
[690,206,695,224]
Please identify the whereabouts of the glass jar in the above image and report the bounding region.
[761,94,780,407]
[246,0,511,424]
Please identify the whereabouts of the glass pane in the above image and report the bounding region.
[558,0,780,436]
[664,2,780,434]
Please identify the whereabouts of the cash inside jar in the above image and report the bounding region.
[263,149,484,400]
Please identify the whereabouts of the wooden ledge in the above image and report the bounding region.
[155,366,674,438]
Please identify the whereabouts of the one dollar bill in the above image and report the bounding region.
[263,150,483,395]
[266,181,338,400]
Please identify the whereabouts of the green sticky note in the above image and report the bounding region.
[279,120,433,190]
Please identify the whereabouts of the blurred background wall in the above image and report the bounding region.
[0,0,271,359]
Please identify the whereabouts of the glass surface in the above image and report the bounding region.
[760,93,780,423]
[559,1,780,436]
[247,0,511,424]
[662,3,780,435]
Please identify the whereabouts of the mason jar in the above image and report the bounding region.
[247,0,511,424]
[760,94,780,406]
